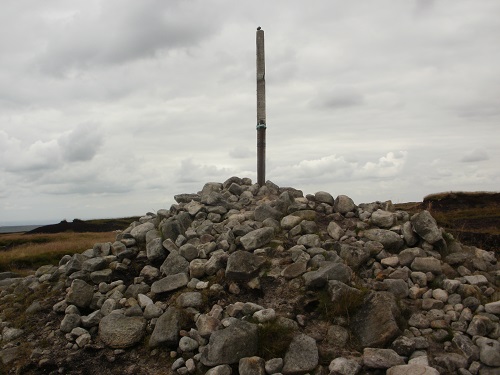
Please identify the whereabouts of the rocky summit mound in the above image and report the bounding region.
[1,177,499,375]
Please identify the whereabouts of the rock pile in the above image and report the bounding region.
[1,177,499,375]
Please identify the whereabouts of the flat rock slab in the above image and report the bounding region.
[328,357,361,375]
[387,364,439,375]
[201,320,258,366]
[98,314,146,349]
[363,229,403,252]
[226,251,266,281]
[160,252,189,276]
[149,307,182,348]
[411,257,442,274]
[290,210,316,221]
[240,227,275,251]
[282,333,319,375]
[485,301,500,315]
[151,273,189,294]
[0,347,21,365]
[363,348,404,369]
[350,291,401,348]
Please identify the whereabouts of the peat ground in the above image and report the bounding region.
[395,191,500,251]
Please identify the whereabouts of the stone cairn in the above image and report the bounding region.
[0,177,499,375]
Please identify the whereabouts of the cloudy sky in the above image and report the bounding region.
[1,0,499,225]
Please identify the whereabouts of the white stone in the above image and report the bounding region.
[442,279,461,293]
[265,358,283,374]
[196,281,209,289]
[327,221,344,241]
[76,333,91,348]
[281,215,303,230]
[464,275,488,285]
[179,336,199,352]
[137,293,153,308]
[474,248,496,263]
[387,364,439,375]
[2,327,24,342]
[409,355,429,366]
[432,288,448,303]
[253,308,276,323]
[363,348,404,369]
[371,209,396,228]
[476,337,500,367]
[381,256,400,268]
[485,301,500,315]
[329,357,361,375]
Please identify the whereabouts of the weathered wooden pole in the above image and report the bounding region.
[256,27,266,186]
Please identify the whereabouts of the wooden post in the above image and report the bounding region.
[256,27,266,186]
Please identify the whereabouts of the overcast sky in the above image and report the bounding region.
[1,0,499,225]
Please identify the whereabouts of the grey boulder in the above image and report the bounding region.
[151,273,189,294]
[334,195,356,214]
[410,210,443,244]
[240,227,275,251]
[149,307,182,348]
[363,229,403,252]
[98,313,146,349]
[387,364,439,375]
[66,279,94,309]
[201,320,258,366]
[282,333,319,374]
[226,251,266,281]
[350,291,401,348]
[363,348,404,369]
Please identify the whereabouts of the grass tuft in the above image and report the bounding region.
[316,285,368,322]
[258,321,295,360]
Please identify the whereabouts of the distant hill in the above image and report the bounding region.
[25,217,141,234]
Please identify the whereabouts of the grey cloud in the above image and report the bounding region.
[271,151,408,185]
[38,0,222,75]
[40,180,133,196]
[0,123,103,177]
[175,159,234,184]
[460,149,489,163]
[229,147,254,159]
[414,0,436,16]
[310,90,364,110]
[58,123,103,162]
[455,103,500,120]
[0,131,62,173]
[33,156,142,196]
